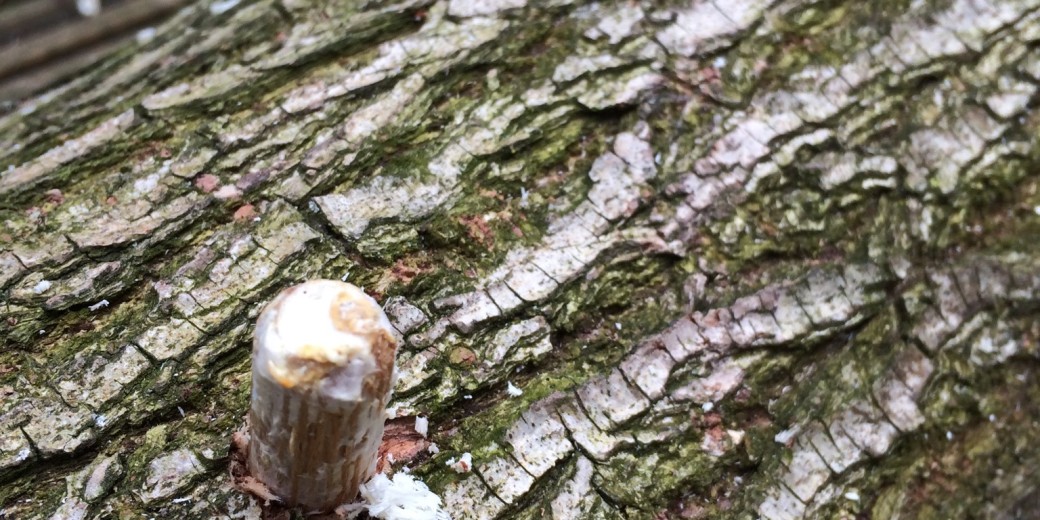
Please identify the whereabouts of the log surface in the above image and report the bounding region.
[2,0,1040,518]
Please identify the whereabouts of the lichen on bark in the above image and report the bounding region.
[2,0,1040,518]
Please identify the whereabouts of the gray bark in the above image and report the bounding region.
[2,0,1040,518]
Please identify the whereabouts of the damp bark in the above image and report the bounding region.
[2,0,1040,519]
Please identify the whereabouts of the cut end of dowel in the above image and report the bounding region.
[254,280,397,400]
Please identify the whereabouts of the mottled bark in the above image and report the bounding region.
[2,0,1040,519]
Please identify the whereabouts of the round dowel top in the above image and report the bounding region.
[253,280,397,401]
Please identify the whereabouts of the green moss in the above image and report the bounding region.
[551,255,679,335]
[595,439,720,510]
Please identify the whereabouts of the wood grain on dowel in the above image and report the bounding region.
[247,281,398,513]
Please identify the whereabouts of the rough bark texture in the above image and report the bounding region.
[2,0,1040,518]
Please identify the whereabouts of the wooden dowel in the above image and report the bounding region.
[247,280,398,513]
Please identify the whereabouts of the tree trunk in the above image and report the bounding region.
[2,0,1040,518]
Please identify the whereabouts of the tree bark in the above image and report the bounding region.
[2,0,1040,518]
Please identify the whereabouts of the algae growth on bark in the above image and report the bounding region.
[2,0,1040,518]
